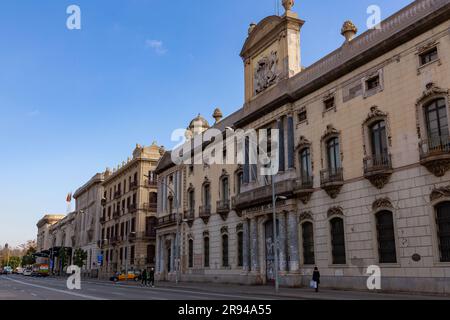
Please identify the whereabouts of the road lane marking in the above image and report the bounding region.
[4,277,106,300]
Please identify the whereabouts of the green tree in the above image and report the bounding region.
[21,246,37,267]
[58,247,69,272]
[8,256,21,270]
[73,249,88,268]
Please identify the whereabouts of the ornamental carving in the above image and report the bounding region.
[430,185,450,202]
[295,136,311,150]
[363,106,387,125]
[254,51,278,95]
[236,223,243,232]
[372,198,393,211]
[422,159,450,178]
[282,0,294,11]
[327,206,344,218]
[299,211,313,222]
[416,82,449,106]
[322,185,343,199]
[321,124,339,141]
[203,231,209,238]
[365,172,392,189]
[220,226,228,234]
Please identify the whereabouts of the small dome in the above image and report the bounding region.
[187,114,210,135]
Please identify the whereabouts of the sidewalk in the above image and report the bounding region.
[80,277,450,300]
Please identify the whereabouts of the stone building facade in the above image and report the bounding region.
[99,142,162,277]
[36,215,65,253]
[155,0,450,294]
[73,172,105,275]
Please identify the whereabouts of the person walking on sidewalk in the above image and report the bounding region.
[148,267,155,288]
[312,267,321,293]
[141,269,148,287]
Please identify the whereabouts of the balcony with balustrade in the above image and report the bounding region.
[232,178,296,211]
[320,168,344,199]
[157,213,178,228]
[113,210,121,219]
[114,190,122,200]
[199,205,211,224]
[419,136,450,177]
[216,199,230,221]
[363,153,393,189]
[143,202,157,212]
[293,175,314,204]
[128,203,137,214]
[184,207,195,227]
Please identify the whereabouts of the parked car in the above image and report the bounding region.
[15,267,24,275]
[3,266,13,274]
[23,268,32,276]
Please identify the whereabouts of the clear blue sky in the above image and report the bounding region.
[0,0,412,248]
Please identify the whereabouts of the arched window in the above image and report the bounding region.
[370,121,389,164]
[375,211,397,263]
[222,234,229,267]
[330,217,346,264]
[188,239,194,268]
[436,202,450,262]
[299,148,313,186]
[424,98,448,144]
[327,138,341,171]
[188,189,195,216]
[204,237,210,267]
[301,222,315,265]
[237,231,244,267]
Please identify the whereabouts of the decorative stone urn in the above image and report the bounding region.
[341,20,358,42]
[282,0,295,12]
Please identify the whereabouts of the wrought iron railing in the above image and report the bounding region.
[320,168,344,185]
[199,205,211,217]
[364,153,392,173]
[419,136,450,159]
[216,199,230,213]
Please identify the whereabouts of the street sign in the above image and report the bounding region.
[97,254,103,266]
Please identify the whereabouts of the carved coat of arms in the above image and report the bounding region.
[254,51,278,94]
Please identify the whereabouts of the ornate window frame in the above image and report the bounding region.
[416,40,442,75]
[428,186,450,266]
[295,136,314,179]
[415,82,450,140]
[298,211,315,266]
[322,90,337,116]
[327,207,347,266]
[361,106,392,157]
[362,69,384,99]
[370,198,400,266]
[320,125,343,169]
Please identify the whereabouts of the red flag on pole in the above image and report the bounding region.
[66,192,72,203]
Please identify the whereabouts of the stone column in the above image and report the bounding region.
[287,115,295,169]
[243,219,250,272]
[250,218,259,272]
[278,212,287,272]
[287,212,300,272]
[278,117,285,172]
[156,236,162,273]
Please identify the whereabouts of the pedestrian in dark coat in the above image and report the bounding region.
[141,269,148,287]
[312,267,321,292]
[148,268,155,287]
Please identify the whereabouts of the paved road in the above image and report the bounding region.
[1,275,448,300]
[0,275,294,300]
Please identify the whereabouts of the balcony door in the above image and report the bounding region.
[425,98,448,145]
[300,148,312,184]
[327,138,341,173]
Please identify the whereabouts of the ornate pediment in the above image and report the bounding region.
[295,136,311,150]
[299,211,313,222]
[430,185,450,202]
[372,198,393,211]
[241,16,283,58]
[327,206,344,218]
[416,82,449,106]
[321,125,340,141]
[254,51,279,95]
[363,106,387,125]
